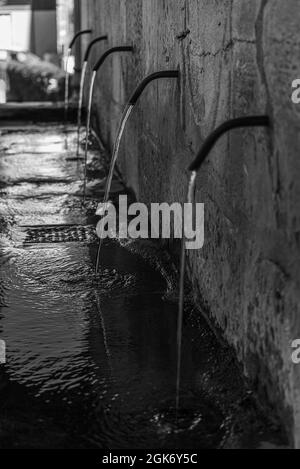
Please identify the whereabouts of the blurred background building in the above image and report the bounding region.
[0,0,31,52]
[0,0,75,102]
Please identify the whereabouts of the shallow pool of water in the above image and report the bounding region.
[0,124,286,449]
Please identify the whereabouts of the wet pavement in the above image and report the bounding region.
[0,121,287,449]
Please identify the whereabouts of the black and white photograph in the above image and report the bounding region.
[0,0,299,456]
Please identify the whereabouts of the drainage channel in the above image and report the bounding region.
[21,224,98,245]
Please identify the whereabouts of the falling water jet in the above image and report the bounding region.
[76,35,108,158]
[75,60,88,156]
[82,46,134,202]
[95,70,179,274]
[64,29,92,126]
[176,170,196,416]
[176,115,271,414]
[64,47,71,125]
[83,69,97,199]
[95,293,113,374]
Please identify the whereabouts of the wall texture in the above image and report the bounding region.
[79,0,300,446]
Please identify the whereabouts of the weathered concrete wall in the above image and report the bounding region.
[79,0,300,446]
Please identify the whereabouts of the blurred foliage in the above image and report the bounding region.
[5,54,64,102]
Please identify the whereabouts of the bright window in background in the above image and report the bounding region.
[0,14,12,50]
[0,5,31,53]
[0,14,11,103]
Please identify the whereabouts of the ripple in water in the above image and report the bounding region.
[0,126,285,449]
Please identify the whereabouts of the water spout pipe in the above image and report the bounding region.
[176,115,271,413]
[95,69,180,273]
[128,70,179,106]
[189,116,270,172]
[69,29,93,50]
[93,46,134,73]
[83,46,134,201]
[64,29,92,124]
[100,70,180,208]
[83,35,108,62]
[76,35,108,156]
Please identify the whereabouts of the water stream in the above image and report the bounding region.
[83,71,97,201]
[76,61,88,157]
[176,171,197,413]
[64,48,72,125]
[95,104,134,272]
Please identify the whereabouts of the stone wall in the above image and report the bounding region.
[79,0,300,446]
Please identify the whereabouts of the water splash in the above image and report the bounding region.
[176,171,197,414]
[95,104,134,272]
[83,70,97,201]
[76,60,88,158]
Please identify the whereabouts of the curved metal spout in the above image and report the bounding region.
[64,29,92,125]
[83,46,134,201]
[69,29,92,50]
[95,69,180,273]
[176,114,271,412]
[76,35,108,157]
[189,115,270,172]
[83,35,108,62]
[128,70,179,105]
[93,46,134,72]
[101,69,180,210]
